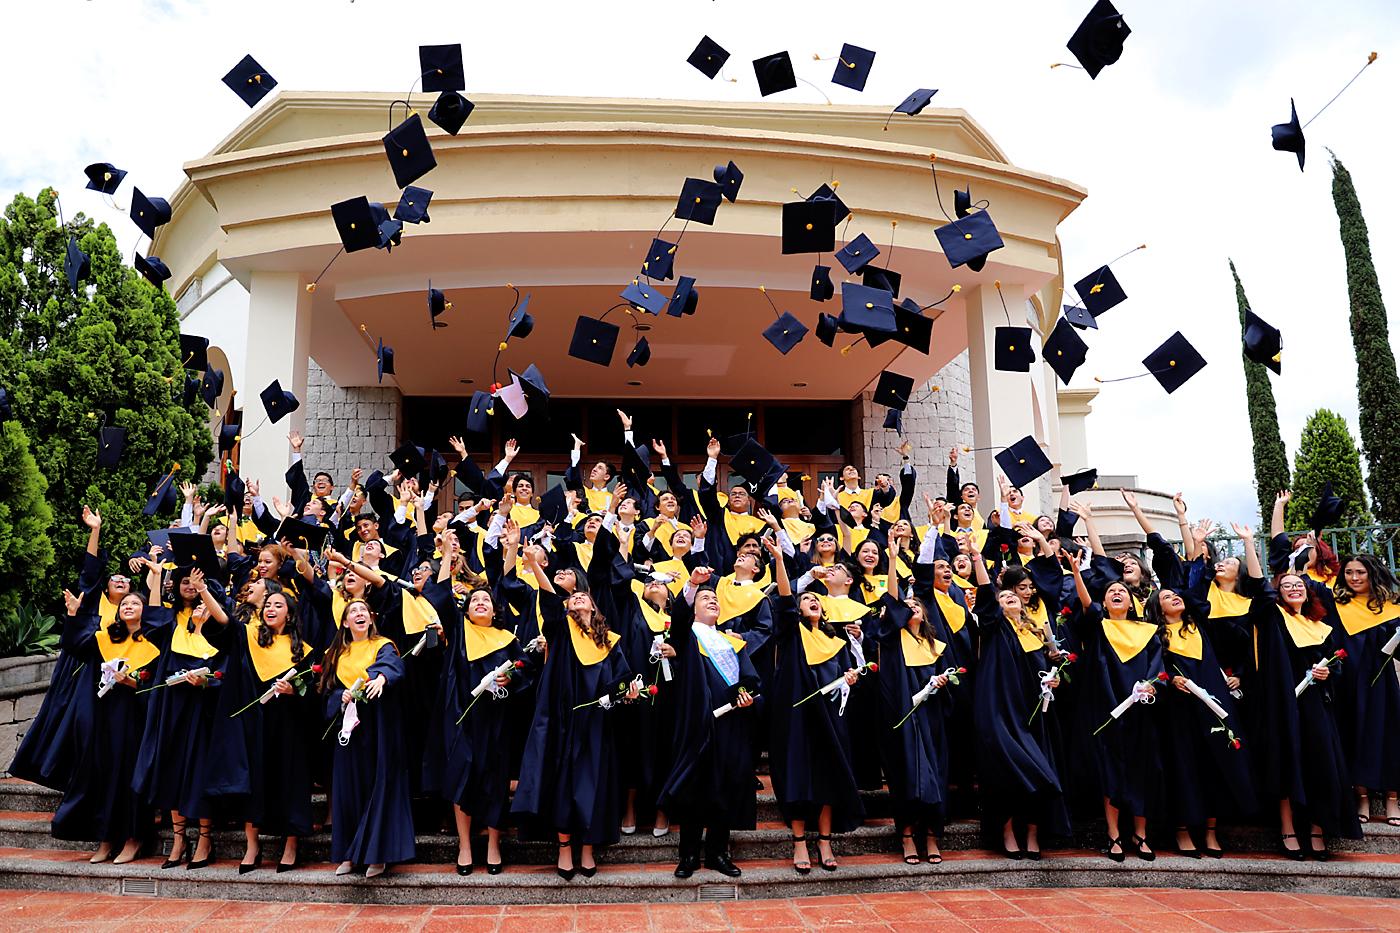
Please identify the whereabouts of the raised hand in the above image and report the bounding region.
[1229,522,1254,539]
[762,535,783,558]
[82,506,101,530]
[448,435,467,458]
[288,431,304,452]
[706,436,721,459]
[689,566,714,587]
[502,519,521,550]
[617,409,632,431]
[1120,488,1138,509]
[757,508,780,530]
[1277,489,1292,506]
[350,467,363,488]
[948,446,959,467]
[652,438,667,459]
[504,438,520,461]
[689,515,707,539]
[180,481,198,501]
[62,589,80,616]
[1172,492,1187,518]
[572,433,585,453]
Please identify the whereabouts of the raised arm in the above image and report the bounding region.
[1235,523,1262,581]
[1121,488,1154,535]
[523,543,554,595]
[1270,489,1290,541]
[766,535,792,597]
[82,505,102,558]
[1070,499,1106,557]
[1173,492,1196,560]
[1064,544,1092,610]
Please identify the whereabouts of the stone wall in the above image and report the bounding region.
[858,349,975,491]
[298,359,403,484]
[0,655,57,776]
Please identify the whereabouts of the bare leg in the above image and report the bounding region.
[486,827,502,867]
[557,832,574,872]
[1280,799,1301,852]
[192,818,212,863]
[900,823,918,863]
[579,843,596,871]
[89,841,112,864]
[1358,785,1371,822]
[790,818,810,871]
[621,789,637,831]
[1002,817,1021,856]
[242,823,260,865]
[453,805,473,868]
[280,835,297,867]
[1203,818,1220,852]
[1103,797,1122,857]
[815,805,837,869]
[1131,814,1151,857]
[1025,823,1040,856]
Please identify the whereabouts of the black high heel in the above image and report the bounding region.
[238,848,262,875]
[187,828,213,871]
[901,832,921,865]
[816,833,838,871]
[791,834,811,875]
[578,863,597,878]
[1279,833,1304,861]
[1175,828,1201,859]
[487,860,504,875]
[1131,833,1155,862]
[162,819,187,870]
[1104,836,1125,863]
[1310,833,1330,862]
[556,841,576,881]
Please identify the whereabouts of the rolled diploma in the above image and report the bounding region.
[713,693,760,719]
[1182,677,1229,719]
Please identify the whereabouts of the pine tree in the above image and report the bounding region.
[1231,260,1290,524]
[1332,154,1400,522]
[1286,408,1372,531]
[0,188,211,602]
[0,419,55,614]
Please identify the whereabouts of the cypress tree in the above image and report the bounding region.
[1285,408,1372,532]
[0,419,55,614]
[1232,259,1290,524]
[1332,154,1400,522]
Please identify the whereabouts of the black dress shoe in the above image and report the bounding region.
[487,861,504,875]
[276,860,299,874]
[1024,848,1042,862]
[457,860,474,876]
[578,863,598,878]
[704,853,742,878]
[674,855,701,879]
[238,853,261,875]
[1202,845,1224,859]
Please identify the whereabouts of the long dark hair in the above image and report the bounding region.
[998,566,1042,613]
[465,585,508,630]
[854,539,888,597]
[1144,587,1193,648]
[902,595,940,648]
[106,592,147,643]
[797,591,843,641]
[318,597,379,694]
[1334,553,1400,613]
[1274,572,1328,621]
[257,582,306,663]
[567,592,613,648]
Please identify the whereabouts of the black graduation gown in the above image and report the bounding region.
[767,595,865,833]
[612,589,674,826]
[376,576,446,798]
[1324,589,1400,794]
[511,590,634,844]
[324,640,415,866]
[970,585,1070,834]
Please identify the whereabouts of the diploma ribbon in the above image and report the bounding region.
[649,633,673,682]
[1093,678,1158,735]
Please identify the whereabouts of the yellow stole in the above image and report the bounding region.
[880,500,902,524]
[1282,609,1332,648]
[848,526,871,551]
[237,518,261,545]
[1208,583,1251,619]
[933,589,968,635]
[1164,621,1203,660]
[1132,594,1146,617]
[584,486,612,514]
[627,584,671,634]
[575,540,594,572]
[819,594,872,624]
[648,559,689,596]
[510,503,541,528]
[651,517,679,555]
[863,573,889,595]
[400,590,440,636]
[1308,569,1336,587]
[777,487,801,504]
[1335,598,1400,637]
[569,618,621,666]
[723,511,766,545]
[352,539,398,562]
[245,623,296,683]
[1102,615,1157,663]
[332,588,350,628]
[1006,507,1038,527]
[1026,601,1049,627]
[463,620,516,662]
[717,577,766,624]
[95,627,160,671]
[800,622,846,665]
[837,487,874,512]
[337,636,395,688]
[98,596,119,628]
[952,574,975,595]
[1010,618,1045,653]
[783,517,815,545]
[171,609,217,659]
[901,628,945,667]
[698,628,747,658]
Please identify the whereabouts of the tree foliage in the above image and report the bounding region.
[0,420,54,615]
[1332,155,1400,522]
[0,188,211,605]
[1286,408,1372,531]
[1231,259,1290,524]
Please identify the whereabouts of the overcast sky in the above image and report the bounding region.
[2,0,1397,525]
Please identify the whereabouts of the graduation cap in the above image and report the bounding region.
[169,532,223,578]
[883,299,932,354]
[954,187,975,218]
[995,326,1036,372]
[782,200,837,255]
[763,311,809,355]
[1243,308,1282,374]
[428,283,450,329]
[753,51,797,96]
[538,483,569,526]
[891,88,938,118]
[516,363,550,407]
[331,197,383,253]
[1312,481,1345,531]
[621,279,668,315]
[1141,331,1207,394]
[383,114,437,189]
[687,35,730,79]
[668,276,699,317]
[507,293,534,340]
[420,43,466,92]
[182,375,200,408]
[200,368,224,407]
[84,162,126,195]
[835,233,880,274]
[861,265,901,297]
[808,183,850,224]
[1062,468,1098,495]
[64,236,89,293]
[626,336,651,368]
[222,54,277,107]
[1074,265,1127,317]
[676,177,724,225]
[426,448,450,485]
[224,468,246,516]
[259,379,299,424]
[714,161,744,202]
[465,389,493,437]
[831,43,876,91]
[641,237,677,281]
[815,312,840,347]
[134,254,171,286]
[373,203,404,252]
[935,211,1004,269]
[1066,0,1131,79]
[569,316,620,366]
[811,264,834,301]
[1271,99,1305,171]
[395,186,433,224]
[143,467,180,516]
[995,436,1053,489]
[376,339,395,383]
[839,282,896,335]
[872,370,916,411]
[390,443,429,478]
[729,437,782,486]
[97,425,126,469]
[145,527,186,556]
[1044,317,1090,383]
[129,188,171,240]
[428,90,474,135]
[179,334,209,372]
[1062,303,1098,330]
[218,421,241,453]
[883,408,903,433]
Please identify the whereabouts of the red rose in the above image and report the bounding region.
[957,667,968,674]
[212,671,223,680]
[646,684,659,696]
[1067,653,1079,663]
[1059,607,1072,617]
[1157,672,1170,682]
[312,664,323,674]
[999,544,1010,553]
[1223,668,1234,677]
[514,660,526,669]
[1231,738,1242,750]
[867,662,879,674]
[1336,649,1348,660]
[138,669,151,681]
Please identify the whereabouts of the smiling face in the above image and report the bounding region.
[856,540,880,570]
[1006,486,1024,510]
[1344,559,1371,595]
[342,568,369,597]
[256,548,279,579]
[467,589,495,623]
[552,567,579,592]
[1157,588,1185,615]
[961,483,980,507]
[117,592,144,623]
[177,573,200,603]
[841,465,860,485]
[588,461,611,486]
[246,577,268,607]
[210,523,228,547]
[304,497,326,521]
[952,554,972,578]
[848,502,868,524]
[411,561,433,589]
[1121,555,1143,585]
[933,559,954,590]
[1105,581,1131,613]
[261,592,289,628]
[355,517,379,542]
[955,503,975,527]
[312,472,334,497]
[1214,556,1241,585]
[815,533,837,558]
[643,579,670,605]
[1014,577,1036,605]
[342,599,372,635]
[733,552,759,576]
[728,485,750,513]
[1279,573,1309,610]
[107,573,131,600]
[566,591,596,617]
[798,592,825,621]
[670,528,693,554]
[583,515,603,540]
[512,476,533,503]
[658,491,679,517]
[997,588,1023,616]
[360,539,384,563]
[695,589,720,624]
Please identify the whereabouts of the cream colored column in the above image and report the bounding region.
[237,271,312,491]
[1055,387,1099,475]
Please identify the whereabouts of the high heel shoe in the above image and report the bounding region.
[1310,833,1330,862]
[1175,830,1201,859]
[162,819,188,869]
[901,832,921,865]
[1003,838,1025,861]
[1201,845,1224,859]
[187,828,214,871]
[365,864,386,879]
[1104,836,1125,863]
[578,863,597,878]
[238,850,262,875]
[816,833,838,871]
[790,834,811,875]
[457,859,474,876]
[1131,834,1155,862]
[556,841,576,881]
[1279,833,1305,861]
[487,860,504,875]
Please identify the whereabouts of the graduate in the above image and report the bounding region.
[319,598,414,877]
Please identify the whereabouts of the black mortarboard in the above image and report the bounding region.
[753,51,797,96]
[688,35,730,79]
[179,334,209,372]
[222,54,278,107]
[143,468,179,515]
[182,375,199,407]
[861,265,901,297]
[569,315,620,366]
[507,293,534,340]
[200,368,224,407]
[331,197,382,253]
[428,283,450,329]
[808,183,850,224]
[1313,480,1344,531]
[395,186,433,224]
[538,483,569,526]
[995,326,1036,372]
[97,425,126,469]
[995,436,1053,489]
[224,469,246,517]
[1272,98,1305,171]
[1063,468,1098,495]
[815,312,840,347]
[935,211,1004,269]
[374,203,404,252]
[1066,0,1131,80]
[428,90,474,135]
[729,437,781,486]
[218,422,240,453]
[782,200,836,254]
[1062,303,1098,330]
[277,517,331,554]
[420,43,465,92]
[517,363,550,406]
[983,523,1022,557]
[1142,331,1207,394]
[811,264,834,301]
[259,379,298,424]
[839,282,896,335]
[130,188,171,240]
[887,299,932,354]
[84,162,126,194]
[65,236,89,293]
[883,408,903,433]
[134,253,171,286]
[1243,308,1282,374]
[1074,265,1127,317]
[169,532,223,577]
[626,336,651,368]
[676,177,724,225]
[836,233,880,274]
[376,339,394,383]
[954,187,974,218]
[873,371,915,411]
[621,279,667,315]
[763,311,809,354]
[466,389,493,437]
[146,527,184,556]
[714,161,744,202]
[390,443,428,477]
[383,114,437,189]
[668,276,699,317]
[426,448,450,484]
[0,387,10,421]
[893,88,938,116]
[1044,317,1090,383]
[832,43,875,91]
[641,237,677,281]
